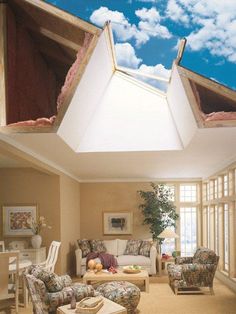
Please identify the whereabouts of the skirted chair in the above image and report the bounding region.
[167,247,219,295]
[23,265,140,314]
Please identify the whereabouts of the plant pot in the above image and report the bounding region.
[31,234,42,249]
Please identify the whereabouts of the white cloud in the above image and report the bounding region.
[90,7,138,42]
[137,63,171,91]
[166,0,189,24]
[90,7,172,47]
[115,43,142,68]
[166,0,236,63]
[136,8,172,45]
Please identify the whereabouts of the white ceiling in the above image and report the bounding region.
[0,30,235,181]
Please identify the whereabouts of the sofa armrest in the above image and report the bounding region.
[150,245,157,275]
[75,248,83,277]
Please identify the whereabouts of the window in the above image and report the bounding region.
[207,206,210,248]
[224,203,229,272]
[161,225,176,254]
[218,176,223,198]
[224,175,228,197]
[209,181,214,200]
[214,179,218,199]
[180,207,197,256]
[180,185,197,202]
[214,206,218,255]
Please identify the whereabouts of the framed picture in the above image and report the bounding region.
[103,211,133,235]
[2,205,37,237]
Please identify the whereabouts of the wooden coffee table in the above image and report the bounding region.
[57,297,127,314]
[83,269,149,292]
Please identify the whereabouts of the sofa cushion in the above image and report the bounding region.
[90,240,107,253]
[117,239,128,256]
[124,240,142,256]
[32,268,63,292]
[78,239,91,258]
[139,240,152,257]
[117,255,151,266]
[103,239,118,256]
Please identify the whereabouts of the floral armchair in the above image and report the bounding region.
[23,265,96,314]
[167,247,219,295]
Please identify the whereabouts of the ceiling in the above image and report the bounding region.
[0,10,235,181]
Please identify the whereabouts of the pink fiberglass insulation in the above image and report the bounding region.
[56,32,92,111]
[203,111,236,121]
[7,7,58,125]
[7,17,93,128]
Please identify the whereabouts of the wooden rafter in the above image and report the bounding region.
[0,2,7,127]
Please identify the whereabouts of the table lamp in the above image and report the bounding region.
[157,227,179,256]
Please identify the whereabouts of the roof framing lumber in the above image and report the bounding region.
[0,2,7,127]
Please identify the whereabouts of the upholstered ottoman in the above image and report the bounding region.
[96,281,140,313]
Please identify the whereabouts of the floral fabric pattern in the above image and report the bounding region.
[124,240,142,256]
[78,239,91,257]
[193,247,218,264]
[139,240,152,257]
[90,240,106,253]
[23,266,96,314]
[32,268,63,292]
[167,247,219,294]
[96,281,140,313]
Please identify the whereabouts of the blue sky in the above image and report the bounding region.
[46,0,236,91]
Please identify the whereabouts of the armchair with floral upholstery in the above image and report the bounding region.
[167,247,219,295]
[23,265,96,314]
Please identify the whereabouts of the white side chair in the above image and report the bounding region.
[39,241,61,272]
[0,241,5,252]
[0,251,19,313]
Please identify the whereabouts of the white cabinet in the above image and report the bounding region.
[20,247,46,264]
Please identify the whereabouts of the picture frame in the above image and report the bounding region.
[103,211,133,235]
[2,204,37,237]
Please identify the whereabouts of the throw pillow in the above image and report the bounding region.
[90,240,107,253]
[78,239,91,258]
[139,240,152,257]
[32,268,63,292]
[124,240,142,256]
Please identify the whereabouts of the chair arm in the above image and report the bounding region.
[181,263,216,286]
[75,248,83,277]
[59,274,72,287]
[150,245,157,275]
[175,256,194,264]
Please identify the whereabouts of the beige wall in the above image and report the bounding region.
[59,175,80,275]
[80,182,151,240]
[0,168,61,269]
[0,168,82,275]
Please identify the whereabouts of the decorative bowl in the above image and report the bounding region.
[123,265,141,274]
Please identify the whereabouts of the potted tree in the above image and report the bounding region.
[138,183,179,249]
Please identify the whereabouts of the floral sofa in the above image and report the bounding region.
[75,239,157,276]
[167,247,219,295]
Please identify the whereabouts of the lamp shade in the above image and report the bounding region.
[157,227,179,239]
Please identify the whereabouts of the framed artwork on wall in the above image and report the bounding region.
[103,211,133,235]
[2,204,37,237]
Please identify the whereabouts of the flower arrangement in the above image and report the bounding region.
[30,216,52,235]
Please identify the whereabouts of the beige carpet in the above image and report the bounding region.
[137,276,236,314]
[3,276,236,314]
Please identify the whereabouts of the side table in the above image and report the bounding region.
[57,297,127,314]
[157,254,175,276]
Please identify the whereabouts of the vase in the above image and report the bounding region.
[31,234,42,249]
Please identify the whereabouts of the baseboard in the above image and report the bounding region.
[216,270,236,293]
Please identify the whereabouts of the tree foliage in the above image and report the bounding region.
[138,183,179,243]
